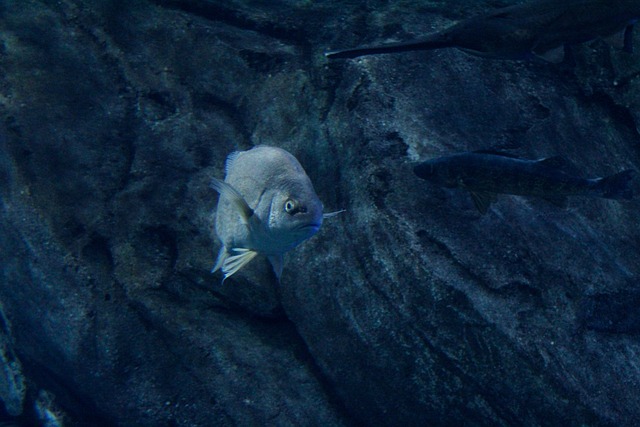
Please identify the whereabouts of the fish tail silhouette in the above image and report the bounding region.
[325,34,453,59]
[594,170,636,199]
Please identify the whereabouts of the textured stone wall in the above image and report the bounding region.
[1,0,639,425]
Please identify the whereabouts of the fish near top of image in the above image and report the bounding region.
[413,151,636,214]
[211,146,343,282]
[326,0,640,62]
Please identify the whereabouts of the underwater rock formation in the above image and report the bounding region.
[0,0,639,425]
[0,303,25,418]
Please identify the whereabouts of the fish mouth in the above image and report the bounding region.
[299,222,321,232]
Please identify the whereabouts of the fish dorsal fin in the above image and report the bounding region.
[225,151,241,176]
[221,248,258,281]
[469,191,496,214]
[323,209,346,219]
[211,178,254,224]
[537,156,579,174]
[267,254,284,281]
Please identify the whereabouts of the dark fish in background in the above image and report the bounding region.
[413,151,635,214]
[326,0,640,61]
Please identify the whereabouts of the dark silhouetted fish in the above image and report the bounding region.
[413,151,635,214]
[326,0,640,61]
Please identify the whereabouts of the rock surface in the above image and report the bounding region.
[1,0,640,425]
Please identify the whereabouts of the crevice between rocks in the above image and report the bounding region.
[128,288,355,425]
[15,353,115,426]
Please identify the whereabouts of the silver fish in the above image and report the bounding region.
[212,146,342,281]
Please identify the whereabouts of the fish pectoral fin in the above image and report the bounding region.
[220,248,258,281]
[323,209,346,219]
[542,195,568,209]
[211,178,254,224]
[267,254,284,281]
[469,191,496,214]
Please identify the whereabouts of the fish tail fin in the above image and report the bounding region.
[593,170,636,199]
[325,33,453,59]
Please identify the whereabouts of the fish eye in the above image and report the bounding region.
[284,199,307,215]
[284,199,297,214]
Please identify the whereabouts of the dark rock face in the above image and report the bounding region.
[1,0,639,425]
